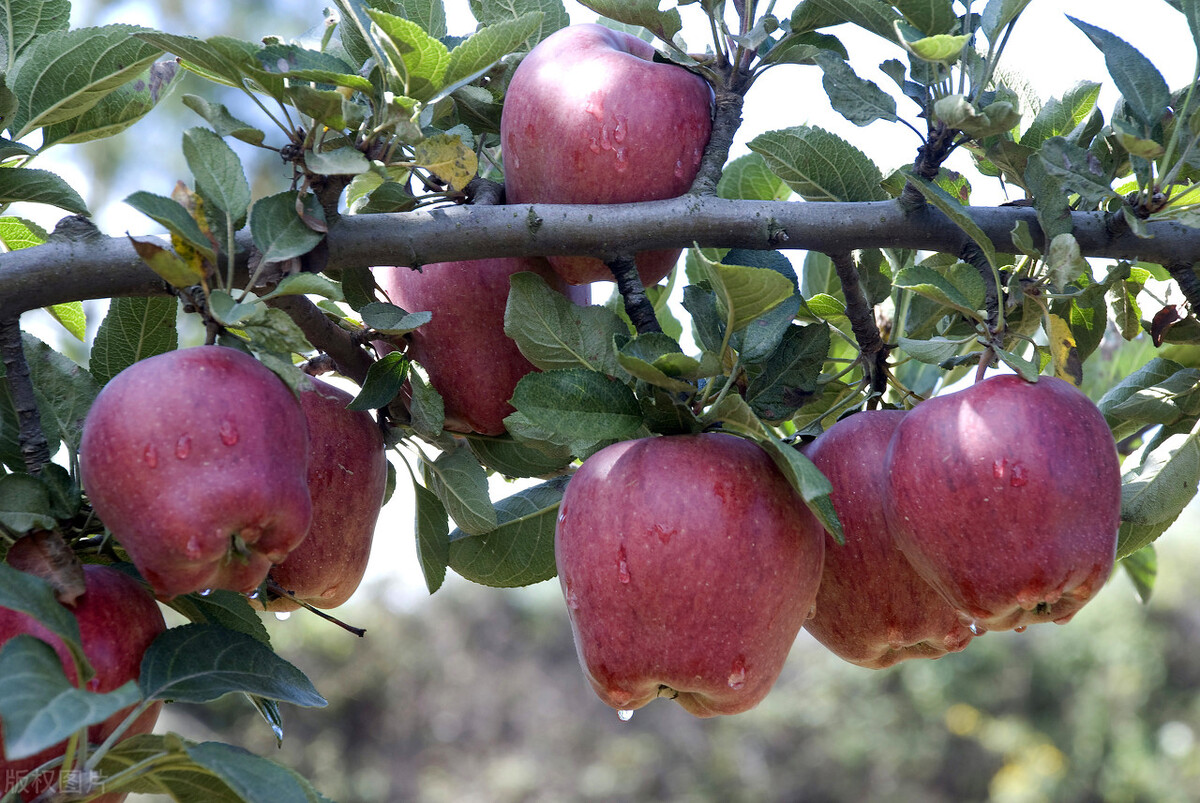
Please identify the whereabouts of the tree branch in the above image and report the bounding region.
[264,296,375,385]
[829,252,888,399]
[607,255,663,334]
[689,88,745,196]
[0,318,52,474]
[6,198,1200,317]
[1166,261,1200,310]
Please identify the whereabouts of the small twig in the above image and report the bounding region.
[264,295,374,385]
[900,122,959,212]
[0,318,52,475]
[828,252,888,400]
[606,255,663,334]
[689,87,747,197]
[463,177,505,206]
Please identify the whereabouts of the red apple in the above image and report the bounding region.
[801,410,975,668]
[883,374,1121,632]
[375,257,589,436]
[500,23,713,286]
[266,378,387,611]
[79,346,312,598]
[555,433,824,717]
[0,563,167,802]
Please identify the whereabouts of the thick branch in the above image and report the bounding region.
[7,198,1200,317]
[1166,262,1200,310]
[0,318,52,474]
[607,256,663,334]
[689,88,746,196]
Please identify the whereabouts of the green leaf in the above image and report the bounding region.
[748,125,887,202]
[407,370,445,439]
[508,368,643,451]
[167,590,272,645]
[0,562,87,683]
[465,432,572,478]
[717,153,792,202]
[124,190,215,260]
[468,0,568,46]
[132,32,270,94]
[696,251,796,333]
[183,126,250,224]
[802,0,901,42]
[1099,359,1200,438]
[1037,136,1121,207]
[41,60,180,147]
[504,272,626,375]
[448,475,569,587]
[1021,81,1102,150]
[897,335,971,364]
[89,297,179,386]
[46,302,85,342]
[893,264,981,316]
[760,436,844,544]
[745,324,831,421]
[1068,16,1170,130]
[413,480,450,594]
[0,378,62,471]
[422,446,497,536]
[139,624,326,707]
[0,216,48,249]
[1121,544,1157,604]
[575,0,681,40]
[249,191,326,265]
[368,9,450,102]
[894,0,957,35]
[1121,421,1200,532]
[181,94,265,145]
[981,0,1034,43]
[1,0,70,66]
[0,167,88,214]
[8,25,163,138]
[814,50,897,127]
[902,171,999,271]
[185,741,329,803]
[0,635,139,760]
[347,351,408,411]
[21,333,99,453]
[259,273,344,303]
[360,301,432,335]
[898,28,970,64]
[725,249,802,363]
[445,12,544,86]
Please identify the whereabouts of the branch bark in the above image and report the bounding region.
[829,252,888,399]
[0,318,52,474]
[5,198,1200,317]
[606,255,663,334]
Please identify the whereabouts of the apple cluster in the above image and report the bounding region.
[77,345,388,606]
[556,375,1121,719]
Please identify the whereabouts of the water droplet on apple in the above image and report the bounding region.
[1009,463,1028,487]
[199,588,213,597]
[674,159,686,179]
[968,621,980,635]
[588,137,601,154]
[584,100,603,120]
[617,709,634,722]
[142,444,158,469]
[511,152,521,169]
[248,590,260,599]
[275,611,292,621]
[613,115,627,143]
[614,147,628,172]
[617,545,631,584]
[727,656,747,690]
[1014,625,1027,633]
[174,434,192,460]
[992,457,1007,480]
[219,419,239,446]
[600,125,612,151]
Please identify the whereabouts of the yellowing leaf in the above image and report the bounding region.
[128,234,205,288]
[1046,313,1083,386]
[412,134,478,191]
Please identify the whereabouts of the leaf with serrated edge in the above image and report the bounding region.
[505,272,625,374]
[90,297,179,386]
[21,333,99,452]
[41,60,181,147]
[749,125,887,202]
[249,191,325,265]
[469,0,568,46]
[0,636,139,760]
[0,562,88,681]
[814,50,897,127]
[423,447,497,536]
[139,624,326,707]
[576,0,681,40]
[448,476,569,587]
[0,167,88,214]
[717,153,792,201]
[445,12,544,85]
[509,368,643,446]
[414,480,450,594]
[183,127,250,224]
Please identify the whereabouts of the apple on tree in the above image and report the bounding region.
[801,410,975,669]
[555,433,825,718]
[79,346,312,599]
[375,257,589,436]
[0,563,167,802]
[500,23,714,286]
[266,378,388,611]
[883,374,1121,633]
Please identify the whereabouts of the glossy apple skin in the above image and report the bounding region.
[267,379,387,611]
[375,258,589,436]
[883,375,1121,632]
[80,346,312,598]
[0,564,167,802]
[802,411,975,668]
[556,433,824,717]
[500,23,713,286]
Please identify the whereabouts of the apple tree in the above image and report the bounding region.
[2,0,1200,798]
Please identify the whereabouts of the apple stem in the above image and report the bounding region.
[463,177,504,206]
[606,255,663,335]
[829,252,889,401]
[264,579,367,637]
[0,317,52,475]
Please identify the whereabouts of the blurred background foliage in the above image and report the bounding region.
[34,2,1200,801]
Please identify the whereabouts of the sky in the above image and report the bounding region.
[14,0,1200,608]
